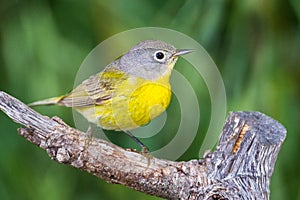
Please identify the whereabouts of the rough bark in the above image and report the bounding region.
[0,91,286,199]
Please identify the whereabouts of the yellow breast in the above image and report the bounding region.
[128,81,171,127]
[78,75,172,131]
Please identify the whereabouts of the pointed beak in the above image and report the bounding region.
[174,49,193,57]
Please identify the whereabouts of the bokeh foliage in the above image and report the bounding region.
[0,0,299,199]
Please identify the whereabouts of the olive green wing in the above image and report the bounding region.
[59,67,127,107]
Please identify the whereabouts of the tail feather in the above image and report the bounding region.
[28,96,65,107]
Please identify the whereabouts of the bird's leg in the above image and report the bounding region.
[124,130,149,152]
[124,130,153,165]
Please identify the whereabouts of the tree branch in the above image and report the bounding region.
[0,91,286,199]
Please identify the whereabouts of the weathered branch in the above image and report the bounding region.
[0,91,286,199]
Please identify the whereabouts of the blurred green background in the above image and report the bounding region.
[0,0,299,199]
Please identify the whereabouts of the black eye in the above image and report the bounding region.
[155,51,165,60]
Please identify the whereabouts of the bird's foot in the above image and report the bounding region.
[141,146,154,167]
[84,125,93,150]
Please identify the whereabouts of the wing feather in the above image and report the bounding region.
[58,65,127,107]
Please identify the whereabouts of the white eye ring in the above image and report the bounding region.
[154,51,166,62]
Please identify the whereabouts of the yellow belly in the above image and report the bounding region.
[76,78,172,131]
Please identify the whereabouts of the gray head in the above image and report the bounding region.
[118,40,191,81]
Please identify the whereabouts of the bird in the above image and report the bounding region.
[29,40,192,153]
